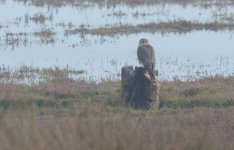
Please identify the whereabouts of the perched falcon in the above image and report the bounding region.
[137,38,156,80]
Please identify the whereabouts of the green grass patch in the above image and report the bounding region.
[161,99,234,108]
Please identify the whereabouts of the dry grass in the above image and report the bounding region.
[15,0,234,7]
[4,32,28,49]
[0,67,234,149]
[1,108,234,150]
[160,76,234,108]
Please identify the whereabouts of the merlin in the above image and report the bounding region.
[137,38,156,80]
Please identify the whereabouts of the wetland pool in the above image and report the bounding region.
[1,0,234,81]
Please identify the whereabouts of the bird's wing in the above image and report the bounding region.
[150,45,156,69]
[137,45,155,69]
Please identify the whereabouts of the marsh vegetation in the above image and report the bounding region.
[1,0,234,149]
[1,0,234,80]
[1,67,234,149]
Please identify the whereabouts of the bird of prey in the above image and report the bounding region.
[137,38,156,80]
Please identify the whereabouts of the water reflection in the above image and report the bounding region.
[1,1,234,33]
[1,0,234,81]
[1,31,234,81]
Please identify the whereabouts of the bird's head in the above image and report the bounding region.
[139,38,149,45]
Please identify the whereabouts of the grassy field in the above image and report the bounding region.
[0,66,234,149]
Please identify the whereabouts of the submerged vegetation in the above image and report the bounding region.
[0,66,234,149]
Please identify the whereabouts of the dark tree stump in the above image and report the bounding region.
[121,66,160,109]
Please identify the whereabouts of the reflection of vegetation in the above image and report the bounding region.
[33,28,56,44]
[0,66,86,84]
[132,11,153,17]
[2,30,56,49]
[0,66,234,149]
[212,6,234,23]
[65,20,234,37]
[30,13,53,24]
[4,32,28,50]
[108,10,126,18]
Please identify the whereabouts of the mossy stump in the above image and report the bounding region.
[121,66,160,109]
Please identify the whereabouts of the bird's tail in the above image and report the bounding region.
[145,66,155,80]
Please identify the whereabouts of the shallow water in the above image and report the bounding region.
[1,0,234,81]
[1,31,234,81]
